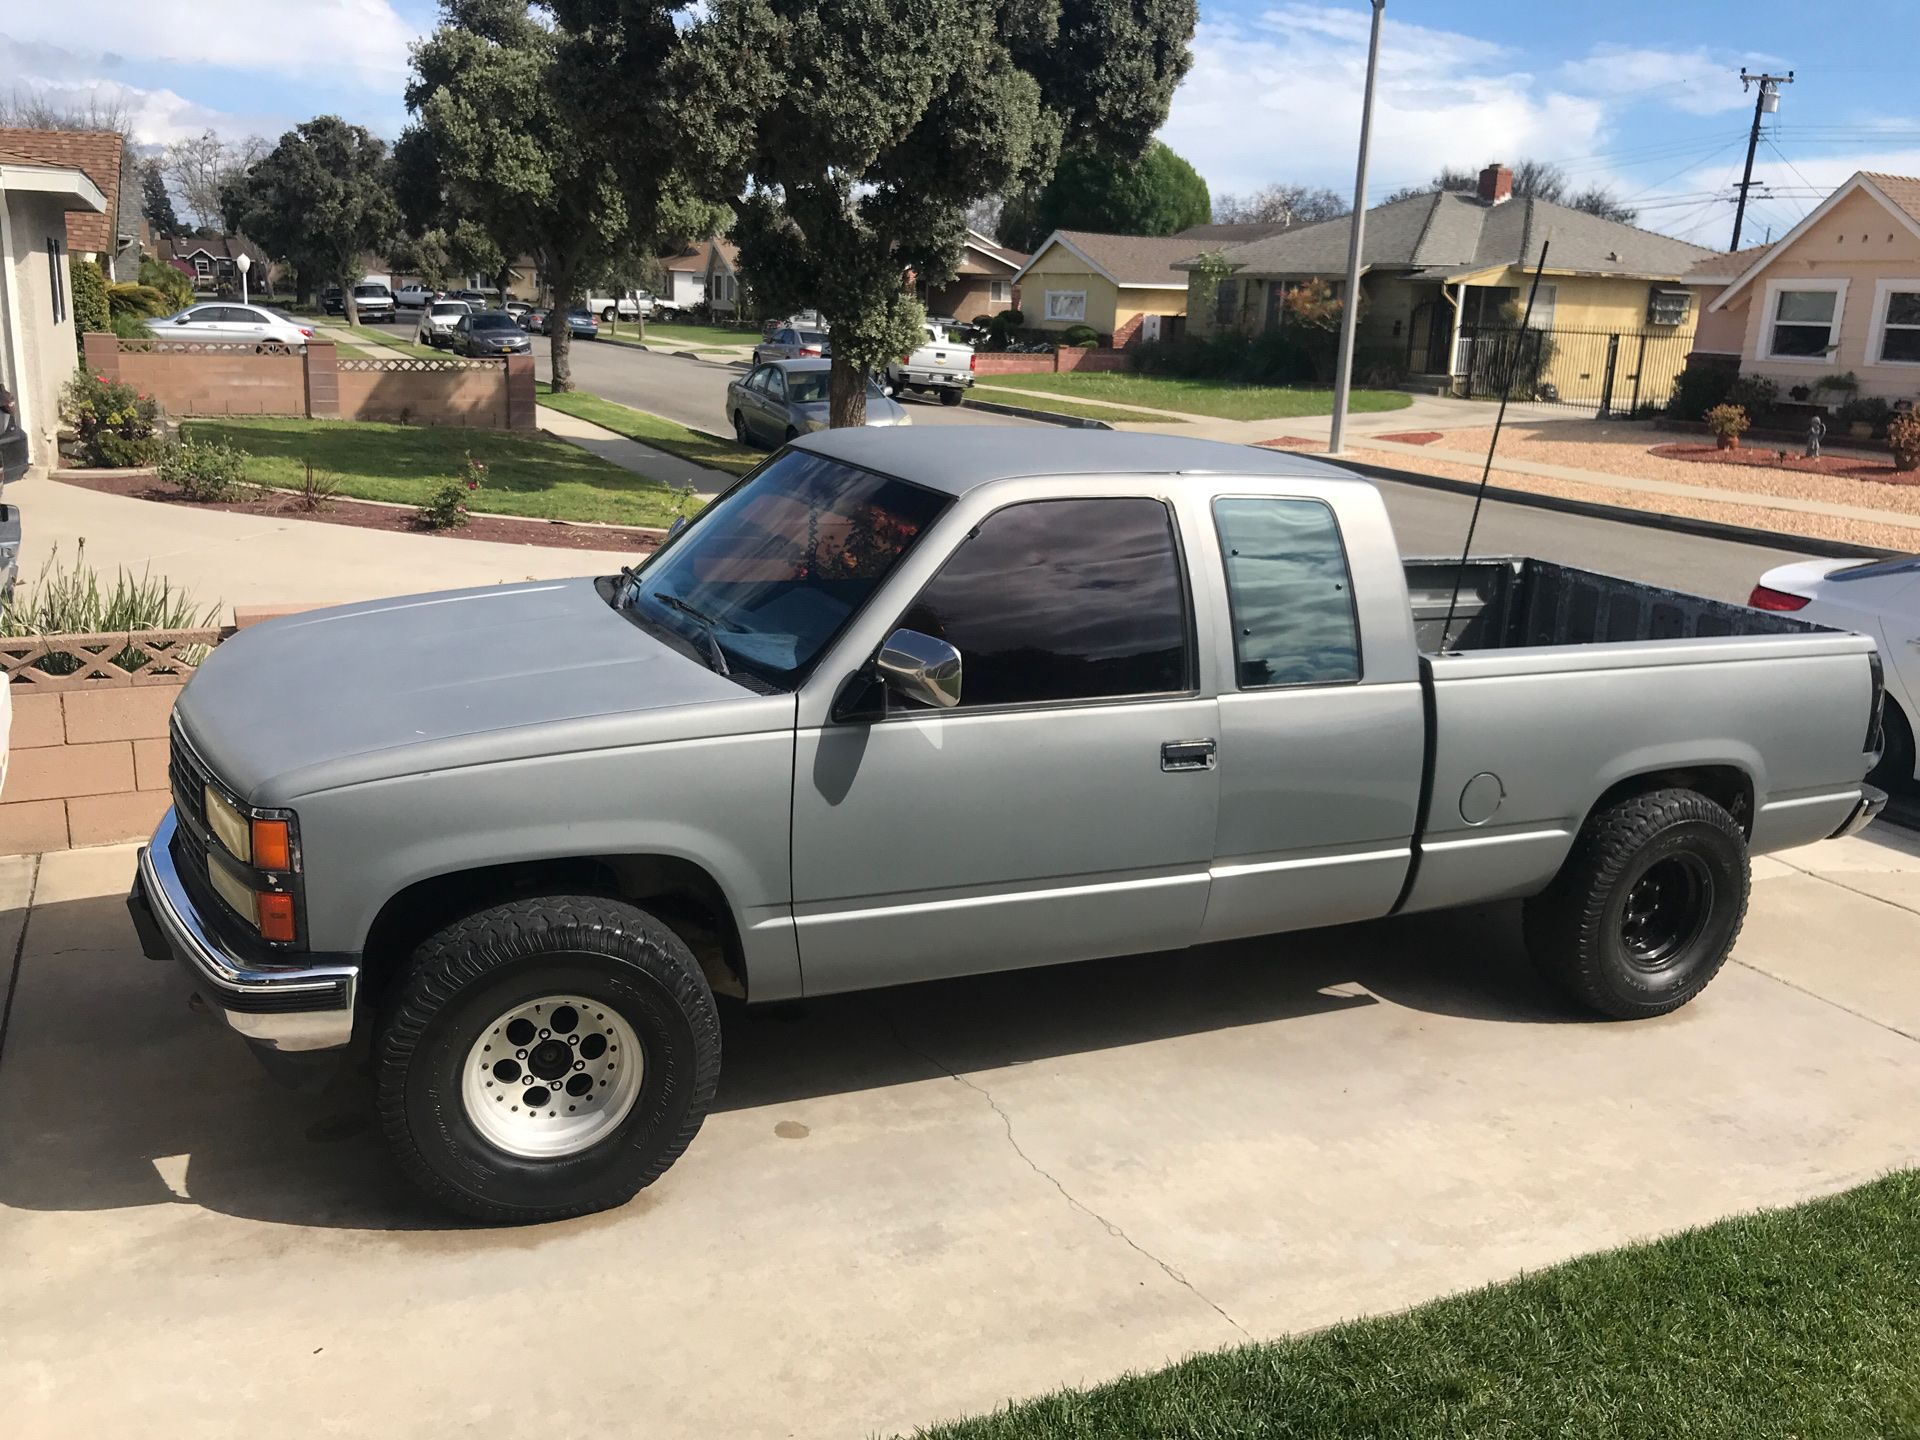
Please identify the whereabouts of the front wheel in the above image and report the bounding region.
[733,410,752,446]
[601,307,615,323]
[375,895,720,1223]
[1523,788,1749,1019]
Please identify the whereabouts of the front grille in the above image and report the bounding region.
[168,720,214,879]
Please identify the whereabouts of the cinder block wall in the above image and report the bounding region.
[0,685,179,854]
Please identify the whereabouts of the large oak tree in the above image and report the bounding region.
[679,0,1198,425]
[997,139,1210,252]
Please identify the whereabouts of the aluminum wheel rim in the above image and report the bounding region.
[461,995,643,1159]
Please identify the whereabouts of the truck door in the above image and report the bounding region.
[1195,494,1426,942]
[790,494,1220,994]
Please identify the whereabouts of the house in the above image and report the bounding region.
[1173,221,1295,245]
[1683,172,1920,403]
[660,237,732,313]
[0,149,108,466]
[168,235,273,294]
[1011,230,1199,346]
[915,230,1026,322]
[702,237,743,319]
[0,128,133,280]
[1181,163,1713,393]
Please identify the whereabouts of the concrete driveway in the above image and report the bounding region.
[3,828,1918,1438]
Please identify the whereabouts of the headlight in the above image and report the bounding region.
[203,784,295,872]
[204,785,251,861]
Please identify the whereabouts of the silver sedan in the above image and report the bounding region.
[726,359,909,447]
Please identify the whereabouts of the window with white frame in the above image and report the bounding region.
[990,279,1011,304]
[1765,281,1846,361]
[1045,290,1086,322]
[1871,281,1920,365]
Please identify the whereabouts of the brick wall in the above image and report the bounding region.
[0,684,179,853]
[972,348,1132,376]
[338,367,507,427]
[105,341,307,416]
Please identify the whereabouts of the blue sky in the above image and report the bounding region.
[5,0,1917,247]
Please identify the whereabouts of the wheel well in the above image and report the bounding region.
[1587,765,1754,838]
[359,854,749,1008]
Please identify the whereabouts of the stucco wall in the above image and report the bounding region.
[1021,249,1119,333]
[928,275,1015,323]
[1727,186,1920,401]
[4,191,79,463]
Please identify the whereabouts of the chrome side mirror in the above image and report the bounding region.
[875,628,961,709]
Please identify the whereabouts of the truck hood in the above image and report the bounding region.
[175,578,747,801]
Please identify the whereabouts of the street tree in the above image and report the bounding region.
[220,117,399,323]
[393,125,517,301]
[1387,159,1638,224]
[1212,182,1347,228]
[997,140,1210,252]
[168,129,267,230]
[682,0,1198,426]
[139,160,181,237]
[407,0,713,392]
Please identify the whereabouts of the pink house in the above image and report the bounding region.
[1686,171,1920,403]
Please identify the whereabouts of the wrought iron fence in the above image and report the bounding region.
[1456,325,1695,416]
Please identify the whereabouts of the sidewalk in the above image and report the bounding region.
[535,405,732,499]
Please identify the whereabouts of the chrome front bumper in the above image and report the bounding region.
[1830,784,1889,840]
[128,809,358,1053]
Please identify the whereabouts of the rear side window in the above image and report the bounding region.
[899,497,1192,708]
[1213,497,1360,687]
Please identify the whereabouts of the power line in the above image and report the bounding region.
[1731,68,1794,250]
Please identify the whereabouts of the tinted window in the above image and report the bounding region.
[471,313,518,330]
[900,498,1191,709]
[1213,498,1359,687]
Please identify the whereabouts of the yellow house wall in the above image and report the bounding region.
[1114,286,1189,332]
[1730,186,1920,401]
[1021,246,1119,332]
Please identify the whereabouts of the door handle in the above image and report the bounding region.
[1160,739,1216,772]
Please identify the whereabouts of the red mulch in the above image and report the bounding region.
[1647,443,1920,486]
[53,470,663,553]
[1256,436,1322,450]
[1372,431,1445,445]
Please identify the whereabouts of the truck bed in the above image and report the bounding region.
[1404,557,1823,654]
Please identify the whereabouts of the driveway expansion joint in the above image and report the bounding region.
[883,1012,1250,1340]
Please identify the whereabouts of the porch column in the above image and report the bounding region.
[1445,283,1464,377]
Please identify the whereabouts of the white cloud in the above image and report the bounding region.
[4,0,418,93]
[1567,45,1775,118]
[1163,5,1608,206]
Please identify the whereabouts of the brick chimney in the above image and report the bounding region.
[1477,163,1514,205]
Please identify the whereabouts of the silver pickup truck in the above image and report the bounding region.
[128,430,1888,1222]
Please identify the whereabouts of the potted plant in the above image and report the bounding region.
[1838,395,1892,440]
[1811,370,1860,414]
[1705,402,1750,451]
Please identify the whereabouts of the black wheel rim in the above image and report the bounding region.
[1620,854,1714,969]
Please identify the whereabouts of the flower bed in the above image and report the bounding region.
[1647,444,1920,486]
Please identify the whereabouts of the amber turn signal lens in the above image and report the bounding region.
[251,818,292,872]
[258,892,297,943]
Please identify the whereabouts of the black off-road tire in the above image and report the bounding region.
[1868,699,1914,795]
[1522,788,1749,1019]
[938,387,964,407]
[375,895,720,1224]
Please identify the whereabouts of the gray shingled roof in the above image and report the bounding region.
[1034,230,1215,286]
[1188,191,1713,281]
[1176,221,1295,244]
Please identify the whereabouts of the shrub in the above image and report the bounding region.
[69,257,109,346]
[1059,323,1099,348]
[1705,403,1750,441]
[109,309,152,341]
[417,455,484,530]
[139,257,195,313]
[1838,395,1894,434]
[0,539,216,674]
[1728,373,1780,420]
[157,435,251,501]
[60,368,162,468]
[107,282,171,321]
[1812,370,1859,400]
[1668,363,1737,421]
[1889,411,1920,471]
[296,460,341,513]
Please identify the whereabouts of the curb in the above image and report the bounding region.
[1335,457,1903,560]
[961,396,1112,429]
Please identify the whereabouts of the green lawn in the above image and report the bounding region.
[975,372,1413,422]
[625,320,764,348]
[339,324,442,360]
[536,382,760,477]
[969,388,1184,425]
[914,1170,1920,1439]
[180,416,683,527]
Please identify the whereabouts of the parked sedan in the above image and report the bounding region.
[1752,554,1920,792]
[565,308,599,340]
[417,299,473,348]
[147,303,313,347]
[518,308,550,333]
[753,326,830,363]
[726,358,908,447]
[451,310,534,357]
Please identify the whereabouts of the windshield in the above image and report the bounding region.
[355,285,389,297]
[619,450,947,689]
[431,303,468,316]
[471,313,519,330]
[784,372,884,405]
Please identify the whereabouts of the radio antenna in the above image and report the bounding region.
[1438,236,1552,652]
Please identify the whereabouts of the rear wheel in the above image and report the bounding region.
[938,387,964,407]
[1522,788,1749,1019]
[733,410,752,446]
[375,895,720,1224]
[1868,699,1915,794]
[601,307,615,323]
[784,426,799,443]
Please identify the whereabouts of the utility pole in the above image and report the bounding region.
[1731,68,1792,252]
[1328,0,1385,457]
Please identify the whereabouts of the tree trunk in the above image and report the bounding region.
[494,262,513,307]
[549,282,575,392]
[343,284,359,327]
[829,350,867,428]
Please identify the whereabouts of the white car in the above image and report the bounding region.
[417,299,473,348]
[148,303,313,347]
[1753,554,1920,789]
[393,284,436,309]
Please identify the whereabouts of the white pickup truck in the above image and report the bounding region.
[887,320,976,406]
[587,290,653,323]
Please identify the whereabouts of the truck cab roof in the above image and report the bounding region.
[791,427,1357,497]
